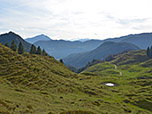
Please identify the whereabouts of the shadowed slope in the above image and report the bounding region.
[0,31,31,51]
[63,42,140,68]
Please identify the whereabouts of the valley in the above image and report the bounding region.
[0,41,152,114]
[1,0,152,113]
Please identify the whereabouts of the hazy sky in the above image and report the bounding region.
[0,0,152,40]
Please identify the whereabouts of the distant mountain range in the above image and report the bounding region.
[75,38,91,42]
[63,42,140,68]
[32,32,152,60]
[34,39,102,59]
[1,31,152,67]
[0,31,31,51]
[119,33,152,49]
[25,34,51,44]
[103,33,152,49]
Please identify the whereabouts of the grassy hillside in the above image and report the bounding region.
[0,44,152,114]
[81,50,152,113]
[81,62,120,76]
[0,43,81,113]
[111,50,149,65]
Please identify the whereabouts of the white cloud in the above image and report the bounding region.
[0,0,152,40]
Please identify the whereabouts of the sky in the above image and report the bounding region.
[0,0,152,40]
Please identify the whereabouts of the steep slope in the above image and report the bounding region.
[0,44,102,114]
[0,43,76,89]
[63,42,140,68]
[34,39,103,59]
[25,34,51,44]
[0,43,81,114]
[0,31,31,51]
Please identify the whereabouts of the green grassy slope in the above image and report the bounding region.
[111,50,149,65]
[0,44,152,114]
[0,43,80,113]
[82,50,152,113]
[81,62,120,76]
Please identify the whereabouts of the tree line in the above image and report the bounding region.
[4,40,48,56]
[30,44,48,56]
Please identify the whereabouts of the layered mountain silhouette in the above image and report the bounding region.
[75,38,91,42]
[119,33,152,49]
[1,31,152,62]
[34,39,102,59]
[33,32,152,59]
[100,33,152,49]
[25,34,51,44]
[63,42,140,68]
[0,31,31,51]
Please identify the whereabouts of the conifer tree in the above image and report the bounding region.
[18,42,24,54]
[60,59,63,64]
[150,46,152,58]
[147,47,150,57]
[10,40,17,51]
[147,46,152,58]
[30,44,36,54]
[36,46,42,55]
[5,42,9,47]
[42,49,48,56]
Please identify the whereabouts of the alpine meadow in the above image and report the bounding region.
[0,0,152,114]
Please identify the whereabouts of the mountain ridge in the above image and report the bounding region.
[63,41,140,68]
[34,32,152,59]
[0,31,31,51]
[34,39,103,59]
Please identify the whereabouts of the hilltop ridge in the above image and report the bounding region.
[0,31,31,51]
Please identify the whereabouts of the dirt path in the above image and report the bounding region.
[114,64,122,76]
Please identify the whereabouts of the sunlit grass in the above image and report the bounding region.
[0,44,152,114]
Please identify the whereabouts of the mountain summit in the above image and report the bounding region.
[0,31,31,51]
[25,34,51,44]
